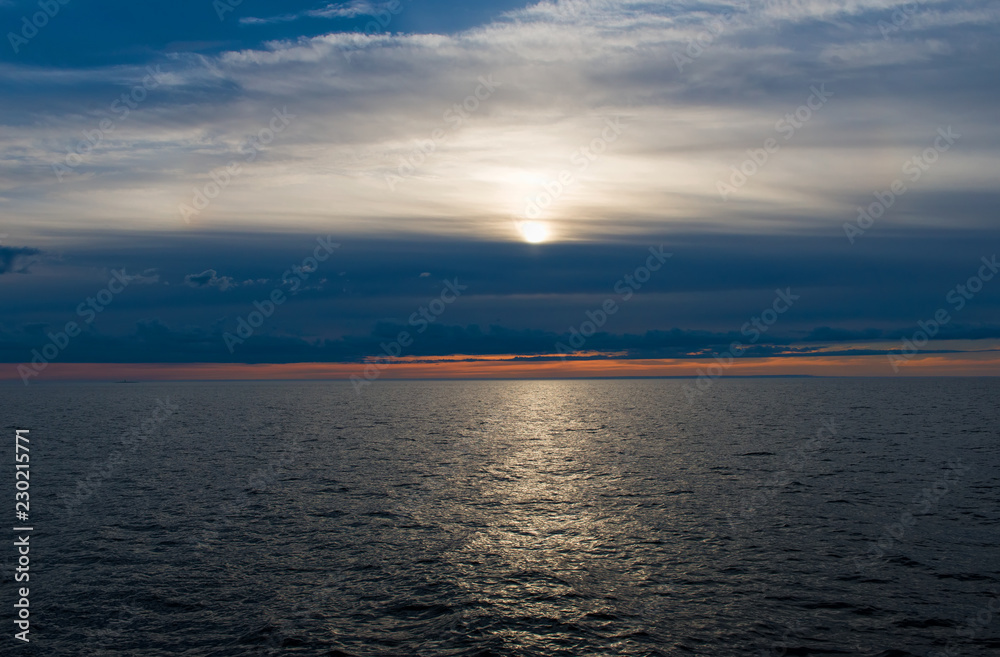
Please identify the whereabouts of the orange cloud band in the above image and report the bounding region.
[2,352,999,383]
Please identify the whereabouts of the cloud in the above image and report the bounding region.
[0,317,997,365]
[0,0,997,239]
[240,1,383,26]
[0,0,997,372]
[0,246,41,274]
[130,269,162,284]
[184,269,237,290]
[0,229,996,340]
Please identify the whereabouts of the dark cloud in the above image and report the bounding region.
[0,246,41,275]
[0,229,997,345]
[1,318,998,366]
[184,269,236,291]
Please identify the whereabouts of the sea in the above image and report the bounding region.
[1,378,998,656]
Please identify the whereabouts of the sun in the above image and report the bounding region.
[518,220,550,244]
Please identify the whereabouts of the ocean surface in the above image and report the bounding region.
[1,378,998,656]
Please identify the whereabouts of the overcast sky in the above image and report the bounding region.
[1,0,998,378]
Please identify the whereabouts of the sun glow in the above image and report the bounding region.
[517,220,550,243]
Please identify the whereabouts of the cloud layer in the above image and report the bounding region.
[1,0,997,372]
[1,0,997,241]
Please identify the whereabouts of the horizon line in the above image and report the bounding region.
[5,353,1000,384]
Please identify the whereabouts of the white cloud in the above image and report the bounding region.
[1,0,998,241]
[240,1,384,25]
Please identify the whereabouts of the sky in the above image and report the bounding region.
[1,0,998,382]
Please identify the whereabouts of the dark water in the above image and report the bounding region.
[2,378,998,656]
